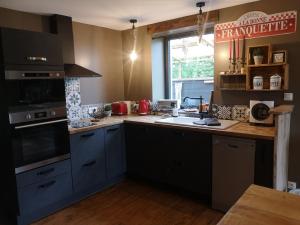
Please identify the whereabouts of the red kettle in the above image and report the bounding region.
[138,99,150,115]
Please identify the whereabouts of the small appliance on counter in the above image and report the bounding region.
[156,99,178,113]
[138,99,151,115]
[249,100,274,125]
[111,102,128,115]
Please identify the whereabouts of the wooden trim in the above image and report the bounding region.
[147,10,219,35]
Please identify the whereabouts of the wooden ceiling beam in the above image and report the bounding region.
[147,10,219,34]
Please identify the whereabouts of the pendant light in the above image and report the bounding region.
[129,19,138,61]
[196,1,207,43]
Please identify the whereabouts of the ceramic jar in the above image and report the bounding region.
[270,74,282,90]
[253,76,264,90]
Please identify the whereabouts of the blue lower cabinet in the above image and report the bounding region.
[70,128,107,193]
[17,172,73,215]
[105,125,126,180]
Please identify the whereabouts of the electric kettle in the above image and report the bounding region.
[138,100,150,115]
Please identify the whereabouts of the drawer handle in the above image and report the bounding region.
[27,56,47,62]
[82,160,96,167]
[37,168,55,176]
[81,132,95,138]
[38,180,56,189]
[107,128,119,132]
[228,144,238,149]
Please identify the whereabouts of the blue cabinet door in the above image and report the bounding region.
[105,125,126,179]
[70,129,106,193]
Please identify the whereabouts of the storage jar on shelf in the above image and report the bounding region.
[270,74,282,90]
[253,76,264,90]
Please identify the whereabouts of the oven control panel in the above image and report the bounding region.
[9,107,67,124]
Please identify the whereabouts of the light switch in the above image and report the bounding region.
[284,93,294,101]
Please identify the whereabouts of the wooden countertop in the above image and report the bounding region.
[69,115,275,140]
[218,185,300,225]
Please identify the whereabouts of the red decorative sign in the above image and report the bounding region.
[215,11,297,43]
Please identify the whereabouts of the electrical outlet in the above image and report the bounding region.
[288,181,297,190]
[284,93,294,101]
[88,107,97,114]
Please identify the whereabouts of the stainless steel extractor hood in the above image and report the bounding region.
[50,14,102,77]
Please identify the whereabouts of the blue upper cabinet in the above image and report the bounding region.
[104,125,126,180]
[70,129,106,193]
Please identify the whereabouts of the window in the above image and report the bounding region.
[168,33,214,108]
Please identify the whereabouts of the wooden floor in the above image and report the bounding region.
[33,180,223,225]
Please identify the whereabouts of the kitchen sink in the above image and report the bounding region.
[155,116,240,130]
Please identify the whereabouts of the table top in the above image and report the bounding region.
[217,185,300,225]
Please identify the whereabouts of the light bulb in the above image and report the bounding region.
[130,50,138,61]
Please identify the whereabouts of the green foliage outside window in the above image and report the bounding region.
[172,56,214,79]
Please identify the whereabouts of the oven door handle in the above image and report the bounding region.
[14,118,68,129]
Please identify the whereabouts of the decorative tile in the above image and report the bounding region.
[65,78,82,121]
[81,103,104,118]
[65,78,80,93]
[217,105,232,120]
[211,104,219,118]
[232,105,249,121]
[66,91,81,107]
[67,106,82,121]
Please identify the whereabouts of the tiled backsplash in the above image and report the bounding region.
[65,78,103,121]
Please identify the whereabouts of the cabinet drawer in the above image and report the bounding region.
[70,129,106,193]
[70,129,105,165]
[0,28,63,66]
[17,172,72,215]
[16,160,71,188]
[72,157,106,193]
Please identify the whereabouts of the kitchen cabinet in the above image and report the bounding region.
[125,124,212,200]
[105,125,126,179]
[70,129,106,193]
[0,28,63,67]
[125,124,168,182]
[165,129,211,199]
[16,159,72,215]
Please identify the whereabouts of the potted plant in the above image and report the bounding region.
[104,104,112,117]
[252,47,264,65]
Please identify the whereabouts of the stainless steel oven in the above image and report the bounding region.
[5,69,70,174]
[10,106,70,174]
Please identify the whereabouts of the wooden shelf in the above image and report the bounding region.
[246,63,289,90]
[248,89,284,92]
[219,45,289,92]
[220,88,246,91]
[219,74,246,76]
[219,73,246,90]
[248,63,287,68]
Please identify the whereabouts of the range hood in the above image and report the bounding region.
[50,14,102,77]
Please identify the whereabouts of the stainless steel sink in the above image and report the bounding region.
[155,116,239,130]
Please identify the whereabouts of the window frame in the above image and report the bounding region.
[164,28,215,99]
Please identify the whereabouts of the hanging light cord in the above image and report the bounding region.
[196,2,207,43]
[130,19,137,50]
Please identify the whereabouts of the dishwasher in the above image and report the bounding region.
[212,135,256,212]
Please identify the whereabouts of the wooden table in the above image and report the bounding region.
[218,185,300,225]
